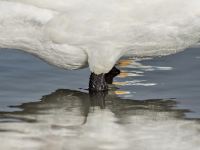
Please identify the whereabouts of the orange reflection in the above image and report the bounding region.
[113,81,127,86]
[118,71,129,78]
[114,90,130,95]
[118,59,132,67]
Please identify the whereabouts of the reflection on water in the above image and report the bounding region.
[115,59,172,87]
[1,48,200,149]
[0,89,200,150]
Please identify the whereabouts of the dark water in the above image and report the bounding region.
[0,48,200,150]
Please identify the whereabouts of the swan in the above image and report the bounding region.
[0,0,200,91]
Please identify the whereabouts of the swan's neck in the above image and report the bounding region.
[86,45,123,74]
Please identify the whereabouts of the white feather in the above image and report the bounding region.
[0,0,200,74]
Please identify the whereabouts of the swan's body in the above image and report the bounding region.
[0,0,200,90]
[0,1,88,70]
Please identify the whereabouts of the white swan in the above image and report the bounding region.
[0,0,200,91]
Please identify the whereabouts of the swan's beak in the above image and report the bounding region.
[105,67,120,84]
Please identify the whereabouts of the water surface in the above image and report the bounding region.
[0,48,200,150]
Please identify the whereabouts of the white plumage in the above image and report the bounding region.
[0,0,200,74]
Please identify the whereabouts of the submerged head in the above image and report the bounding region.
[89,73,108,92]
[89,67,120,92]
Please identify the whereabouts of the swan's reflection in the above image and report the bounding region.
[0,89,200,150]
[0,89,187,123]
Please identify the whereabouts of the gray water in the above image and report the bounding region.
[0,48,200,150]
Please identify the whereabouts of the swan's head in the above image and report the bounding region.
[89,67,120,92]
